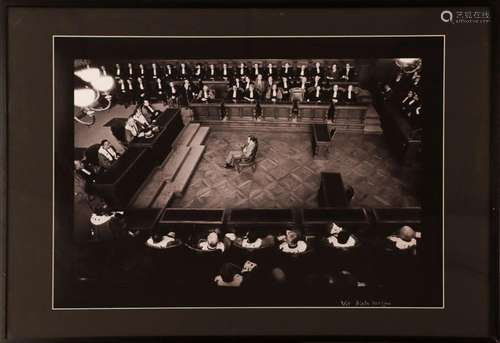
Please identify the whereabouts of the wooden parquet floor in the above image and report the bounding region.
[170,129,420,209]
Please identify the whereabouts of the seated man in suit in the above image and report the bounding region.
[228,230,275,250]
[312,61,324,78]
[226,84,243,102]
[224,135,257,168]
[265,83,283,102]
[132,106,159,131]
[345,84,358,104]
[280,76,291,101]
[115,78,133,107]
[411,72,421,91]
[206,63,219,80]
[152,77,167,103]
[140,99,161,123]
[221,63,232,80]
[278,229,307,254]
[252,63,261,79]
[166,81,179,103]
[178,62,190,80]
[297,76,309,93]
[113,63,122,79]
[243,83,259,103]
[401,90,415,111]
[307,85,326,103]
[74,159,96,191]
[266,75,274,91]
[136,76,148,100]
[192,63,204,81]
[230,76,243,90]
[237,62,248,79]
[404,93,420,119]
[150,62,160,79]
[330,84,344,104]
[197,84,216,102]
[386,225,420,255]
[124,110,158,143]
[180,79,194,107]
[311,74,322,89]
[341,63,356,81]
[264,63,276,79]
[280,62,293,80]
[325,223,359,250]
[327,63,340,81]
[164,64,175,80]
[213,261,258,288]
[297,63,308,79]
[199,231,226,252]
[145,231,181,249]
[97,139,120,169]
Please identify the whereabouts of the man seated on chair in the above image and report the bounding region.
[199,231,226,252]
[226,84,243,103]
[97,139,120,169]
[197,84,216,102]
[224,135,257,169]
[386,225,420,255]
[146,231,180,249]
[74,159,96,184]
[278,229,307,254]
[140,99,161,123]
[125,109,159,143]
[227,230,275,250]
[213,261,258,288]
[325,223,359,251]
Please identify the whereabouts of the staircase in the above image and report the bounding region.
[130,123,210,209]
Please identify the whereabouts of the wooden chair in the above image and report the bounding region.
[234,142,258,173]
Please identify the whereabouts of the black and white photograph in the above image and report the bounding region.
[4,5,495,339]
[62,36,443,309]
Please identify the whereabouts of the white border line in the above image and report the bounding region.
[53,34,446,310]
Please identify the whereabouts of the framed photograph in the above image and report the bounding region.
[1,2,497,340]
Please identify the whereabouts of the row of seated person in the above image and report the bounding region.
[99,61,358,82]
[379,70,422,131]
[113,75,361,107]
[75,99,160,175]
[147,224,419,255]
[141,224,421,288]
[73,101,162,187]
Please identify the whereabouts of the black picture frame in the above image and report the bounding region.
[1,1,498,341]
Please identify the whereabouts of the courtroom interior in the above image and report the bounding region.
[68,54,436,308]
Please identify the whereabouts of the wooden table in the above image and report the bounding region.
[318,172,348,207]
[311,123,331,158]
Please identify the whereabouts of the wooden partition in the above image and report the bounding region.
[190,102,368,122]
[372,207,422,236]
[145,206,422,241]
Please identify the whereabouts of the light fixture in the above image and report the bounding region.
[74,67,101,83]
[91,75,115,92]
[74,67,116,126]
[395,58,422,74]
[74,88,98,108]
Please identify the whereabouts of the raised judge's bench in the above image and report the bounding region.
[128,109,184,165]
[93,109,184,209]
[93,147,154,208]
[189,101,369,133]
